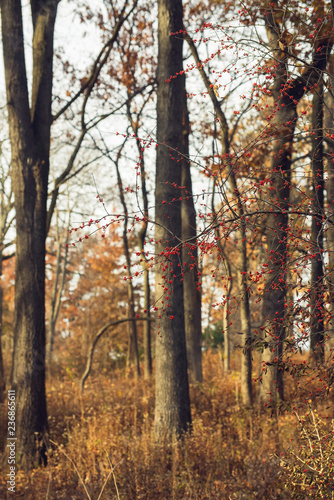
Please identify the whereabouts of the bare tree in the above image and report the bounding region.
[154,0,191,438]
[1,0,58,466]
[310,83,325,364]
[0,148,14,402]
[181,81,202,383]
[259,0,332,404]
[126,99,153,378]
[185,33,253,406]
[48,206,70,363]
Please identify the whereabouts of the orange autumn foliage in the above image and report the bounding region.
[49,229,143,376]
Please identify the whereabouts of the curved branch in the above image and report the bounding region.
[80,316,152,392]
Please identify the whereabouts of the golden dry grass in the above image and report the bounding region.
[0,351,332,499]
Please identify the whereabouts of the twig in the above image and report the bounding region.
[49,440,91,500]
[97,456,123,500]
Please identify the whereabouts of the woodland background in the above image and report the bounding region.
[0,0,334,498]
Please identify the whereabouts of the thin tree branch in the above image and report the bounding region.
[80,317,153,392]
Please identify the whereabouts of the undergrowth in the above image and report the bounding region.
[0,351,333,499]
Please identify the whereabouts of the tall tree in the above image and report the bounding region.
[181,82,203,383]
[324,60,334,345]
[154,0,191,438]
[1,0,140,465]
[310,83,325,364]
[185,33,253,406]
[47,206,70,363]
[0,151,14,403]
[258,0,333,404]
[1,0,58,466]
[126,100,153,378]
[115,157,141,376]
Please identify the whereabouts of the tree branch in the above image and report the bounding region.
[80,316,153,392]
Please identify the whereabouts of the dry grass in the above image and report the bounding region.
[0,351,332,499]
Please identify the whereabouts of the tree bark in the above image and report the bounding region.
[258,1,332,405]
[211,181,233,373]
[114,161,140,377]
[223,288,232,372]
[48,208,69,363]
[0,177,13,403]
[310,83,325,364]
[324,67,334,344]
[126,102,153,378]
[137,184,152,379]
[142,261,152,378]
[154,0,191,439]
[1,0,58,466]
[218,250,232,373]
[0,251,5,403]
[181,82,202,383]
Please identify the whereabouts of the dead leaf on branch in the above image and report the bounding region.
[213,84,220,98]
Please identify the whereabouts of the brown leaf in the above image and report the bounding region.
[213,85,220,98]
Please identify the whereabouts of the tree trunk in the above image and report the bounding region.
[114,161,140,377]
[258,13,298,405]
[142,263,152,378]
[1,0,58,467]
[138,199,152,379]
[0,251,5,402]
[48,209,69,364]
[258,2,332,405]
[324,70,334,344]
[237,227,253,406]
[127,103,152,378]
[154,0,191,439]
[259,153,292,404]
[211,180,233,373]
[0,182,12,402]
[222,256,232,372]
[181,82,202,383]
[185,33,252,406]
[125,271,140,377]
[222,303,231,372]
[310,83,325,364]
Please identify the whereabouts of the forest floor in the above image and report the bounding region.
[0,350,333,499]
